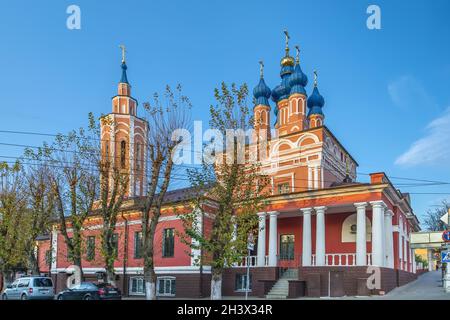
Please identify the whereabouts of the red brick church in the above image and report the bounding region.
[37,36,420,298]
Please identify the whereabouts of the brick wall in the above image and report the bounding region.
[297,266,417,296]
[222,267,279,297]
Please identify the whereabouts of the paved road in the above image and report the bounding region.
[378,270,450,300]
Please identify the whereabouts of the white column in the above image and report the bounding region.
[412,248,417,273]
[428,249,433,272]
[268,211,279,267]
[315,206,326,266]
[402,234,407,270]
[257,212,266,267]
[370,201,385,267]
[355,202,367,266]
[301,208,312,266]
[398,218,403,270]
[384,210,394,268]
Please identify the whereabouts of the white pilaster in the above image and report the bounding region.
[355,202,367,266]
[268,211,279,267]
[384,210,394,268]
[308,167,313,190]
[370,201,385,267]
[190,208,203,266]
[301,208,313,266]
[315,206,326,266]
[313,166,319,189]
[51,227,58,273]
[257,212,266,267]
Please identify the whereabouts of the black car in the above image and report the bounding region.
[56,282,122,300]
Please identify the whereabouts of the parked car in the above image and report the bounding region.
[56,282,122,300]
[2,276,54,300]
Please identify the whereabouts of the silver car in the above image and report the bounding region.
[2,276,54,300]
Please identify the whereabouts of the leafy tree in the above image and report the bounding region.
[180,83,269,300]
[0,161,29,288]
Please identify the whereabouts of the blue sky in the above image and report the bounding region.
[1,0,449,223]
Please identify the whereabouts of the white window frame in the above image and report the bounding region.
[129,276,145,296]
[157,276,176,297]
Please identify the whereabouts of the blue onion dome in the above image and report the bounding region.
[289,63,308,95]
[253,77,271,106]
[120,61,129,84]
[272,83,290,103]
[307,86,325,117]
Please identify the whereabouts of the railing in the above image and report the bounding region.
[232,255,269,267]
[234,253,373,268]
[312,253,373,266]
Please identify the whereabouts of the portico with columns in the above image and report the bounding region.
[246,173,418,272]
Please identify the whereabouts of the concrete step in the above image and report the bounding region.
[266,294,287,299]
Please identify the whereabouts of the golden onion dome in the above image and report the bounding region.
[281,54,295,67]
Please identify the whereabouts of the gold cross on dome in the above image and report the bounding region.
[295,45,300,63]
[119,44,127,63]
[283,29,290,49]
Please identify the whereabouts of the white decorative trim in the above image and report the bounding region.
[51,266,211,275]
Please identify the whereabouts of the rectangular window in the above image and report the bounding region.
[66,237,72,262]
[86,236,96,261]
[277,183,290,194]
[279,234,295,260]
[45,250,52,266]
[130,277,145,296]
[235,274,252,292]
[162,228,175,258]
[112,233,119,259]
[157,277,176,296]
[134,231,143,259]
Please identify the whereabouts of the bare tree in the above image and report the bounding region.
[423,201,450,231]
[23,164,55,275]
[25,124,99,278]
[141,85,191,300]
[96,114,129,286]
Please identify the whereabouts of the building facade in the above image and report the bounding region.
[37,39,421,298]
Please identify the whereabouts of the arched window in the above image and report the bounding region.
[341,213,372,243]
[120,140,126,168]
[105,141,110,162]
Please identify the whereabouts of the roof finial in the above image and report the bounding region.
[119,44,126,63]
[314,69,318,87]
[295,45,300,64]
[259,60,264,78]
[283,29,290,56]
